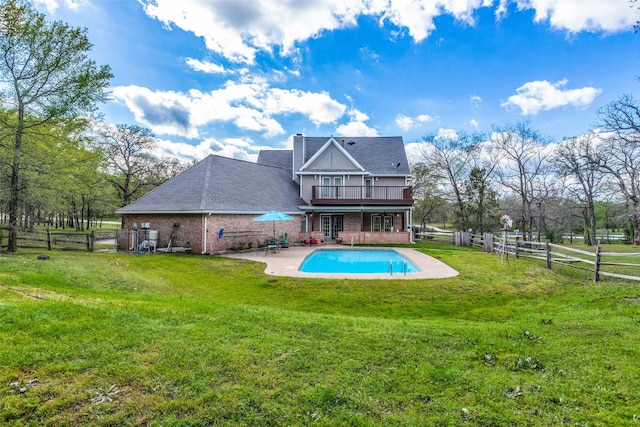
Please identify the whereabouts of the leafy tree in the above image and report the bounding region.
[464,166,499,234]
[0,0,112,252]
[419,131,483,231]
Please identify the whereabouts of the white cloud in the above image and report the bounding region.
[112,81,347,139]
[502,79,602,115]
[140,0,365,63]
[395,113,435,131]
[154,137,258,163]
[336,108,378,136]
[416,114,434,123]
[186,58,228,74]
[396,114,415,131]
[470,95,482,108]
[469,119,479,127]
[436,128,459,140]
[138,1,637,64]
[34,0,84,13]
[513,0,639,33]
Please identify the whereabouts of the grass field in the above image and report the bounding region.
[1,242,639,425]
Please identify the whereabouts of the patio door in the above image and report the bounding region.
[320,214,344,240]
[372,214,394,232]
[364,178,372,198]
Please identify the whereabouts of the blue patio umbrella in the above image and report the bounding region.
[253,211,294,239]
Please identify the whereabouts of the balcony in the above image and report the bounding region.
[311,186,413,206]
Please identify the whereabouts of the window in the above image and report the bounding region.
[372,214,393,232]
[321,176,331,198]
[334,177,343,198]
[321,215,331,238]
[372,215,381,232]
[320,176,344,199]
[364,178,372,198]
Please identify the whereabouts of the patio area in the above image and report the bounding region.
[223,244,459,280]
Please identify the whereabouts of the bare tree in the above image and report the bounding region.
[96,124,188,227]
[552,133,608,245]
[596,95,640,243]
[492,121,552,241]
[97,124,158,224]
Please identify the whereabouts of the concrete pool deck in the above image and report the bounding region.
[223,244,459,280]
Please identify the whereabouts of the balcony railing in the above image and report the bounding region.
[311,186,413,206]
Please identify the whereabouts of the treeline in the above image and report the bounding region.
[0,0,187,252]
[411,96,640,246]
[0,121,188,233]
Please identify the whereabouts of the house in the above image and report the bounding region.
[117,134,414,253]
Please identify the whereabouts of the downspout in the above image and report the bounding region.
[202,213,211,254]
[409,209,414,243]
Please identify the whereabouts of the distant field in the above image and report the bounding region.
[1,242,639,425]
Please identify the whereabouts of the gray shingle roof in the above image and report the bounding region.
[117,155,306,214]
[301,136,410,175]
[257,149,292,169]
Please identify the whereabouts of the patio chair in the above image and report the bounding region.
[279,231,289,249]
[266,238,279,254]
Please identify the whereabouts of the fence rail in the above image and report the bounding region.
[490,235,640,282]
[0,227,99,252]
[434,230,640,282]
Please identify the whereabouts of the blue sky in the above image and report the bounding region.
[37,0,640,162]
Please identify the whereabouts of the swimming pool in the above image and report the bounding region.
[299,249,419,274]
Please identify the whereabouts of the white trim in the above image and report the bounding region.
[298,137,366,172]
[296,171,368,176]
[119,210,304,215]
[297,205,412,213]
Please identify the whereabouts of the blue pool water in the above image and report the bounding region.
[299,249,419,274]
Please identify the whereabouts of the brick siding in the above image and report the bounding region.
[121,212,410,252]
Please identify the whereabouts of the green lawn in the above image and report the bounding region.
[1,243,639,425]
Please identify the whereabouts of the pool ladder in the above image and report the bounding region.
[388,260,408,276]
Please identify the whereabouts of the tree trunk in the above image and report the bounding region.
[7,105,25,253]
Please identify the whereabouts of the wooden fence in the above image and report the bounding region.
[493,236,640,282]
[0,227,98,252]
[423,230,639,282]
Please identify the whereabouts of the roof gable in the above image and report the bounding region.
[299,137,365,172]
[296,136,411,175]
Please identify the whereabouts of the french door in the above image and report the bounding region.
[320,214,344,239]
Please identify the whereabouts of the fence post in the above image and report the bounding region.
[515,237,520,259]
[546,240,551,269]
[90,231,95,252]
[47,226,52,251]
[594,245,601,282]
[483,233,494,253]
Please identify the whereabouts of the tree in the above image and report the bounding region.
[97,124,187,226]
[0,0,112,252]
[552,133,607,246]
[464,166,499,234]
[492,121,551,241]
[419,131,483,231]
[596,95,640,244]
